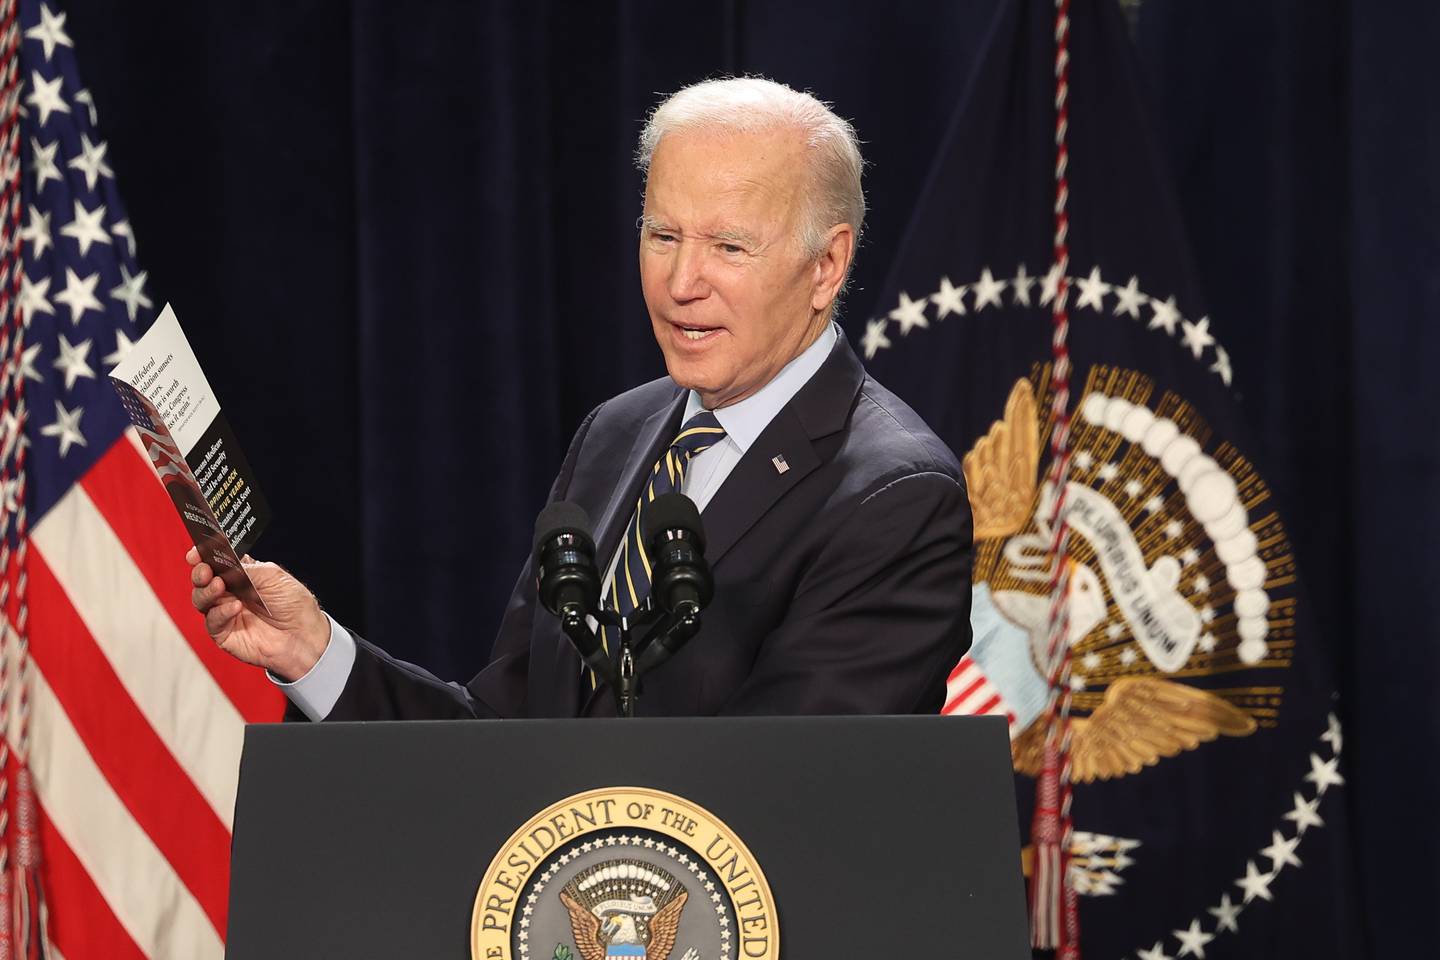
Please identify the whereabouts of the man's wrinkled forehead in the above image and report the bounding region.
[642,128,807,224]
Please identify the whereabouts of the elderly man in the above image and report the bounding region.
[189,77,973,719]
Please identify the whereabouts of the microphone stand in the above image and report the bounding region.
[563,605,703,718]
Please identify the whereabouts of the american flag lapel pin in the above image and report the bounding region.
[771,454,790,474]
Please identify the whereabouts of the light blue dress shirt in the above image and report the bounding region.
[276,323,839,720]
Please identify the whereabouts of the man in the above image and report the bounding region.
[189,77,973,719]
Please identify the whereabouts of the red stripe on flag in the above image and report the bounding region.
[943,674,987,714]
[28,550,231,936]
[971,693,1003,716]
[35,805,146,960]
[79,438,283,724]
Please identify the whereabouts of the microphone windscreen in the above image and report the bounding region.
[533,501,593,553]
[642,493,705,553]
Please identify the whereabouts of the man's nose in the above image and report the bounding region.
[667,241,711,303]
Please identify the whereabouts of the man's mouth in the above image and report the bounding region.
[672,322,723,342]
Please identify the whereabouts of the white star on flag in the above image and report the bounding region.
[1172,919,1214,959]
[1304,752,1345,794]
[102,329,137,370]
[1180,315,1216,359]
[1112,274,1147,317]
[110,265,151,322]
[51,334,95,390]
[1284,791,1324,834]
[971,267,1006,311]
[19,273,55,325]
[861,317,891,359]
[1210,345,1233,386]
[111,218,136,257]
[928,276,967,318]
[1321,713,1343,753]
[25,69,69,126]
[30,135,61,192]
[53,267,103,323]
[24,2,74,62]
[1096,461,1119,482]
[1074,266,1111,311]
[67,132,114,191]
[888,291,929,334]
[1149,295,1181,334]
[74,86,98,126]
[17,343,44,384]
[20,204,52,257]
[1234,860,1275,903]
[1011,263,1035,306]
[1039,262,1064,307]
[1137,941,1173,960]
[59,198,111,256]
[39,399,86,457]
[1207,894,1242,934]
[1261,829,1302,871]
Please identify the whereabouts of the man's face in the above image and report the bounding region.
[639,128,829,410]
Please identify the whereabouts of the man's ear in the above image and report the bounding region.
[810,223,856,313]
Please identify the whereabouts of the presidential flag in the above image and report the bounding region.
[0,0,283,956]
[858,0,1359,956]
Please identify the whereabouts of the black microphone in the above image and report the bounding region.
[533,501,601,619]
[641,493,713,617]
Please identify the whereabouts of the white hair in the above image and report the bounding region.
[637,76,866,261]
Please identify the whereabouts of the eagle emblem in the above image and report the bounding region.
[952,370,1298,783]
[559,859,689,960]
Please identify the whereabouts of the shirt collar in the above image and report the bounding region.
[681,322,839,453]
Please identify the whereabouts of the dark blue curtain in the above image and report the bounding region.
[64,1,1435,955]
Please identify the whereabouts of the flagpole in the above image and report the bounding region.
[1029,0,1082,956]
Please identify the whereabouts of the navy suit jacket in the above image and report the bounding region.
[320,334,973,720]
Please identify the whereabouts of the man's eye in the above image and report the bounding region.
[652,232,677,243]
[720,243,744,255]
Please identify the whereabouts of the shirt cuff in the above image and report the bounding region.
[267,612,357,721]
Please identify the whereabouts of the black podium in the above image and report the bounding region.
[227,716,1029,959]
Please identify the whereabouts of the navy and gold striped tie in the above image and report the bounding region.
[597,410,726,677]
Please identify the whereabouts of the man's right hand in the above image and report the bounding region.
[187,547,332,682]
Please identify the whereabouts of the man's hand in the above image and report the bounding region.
[187,547,331,682]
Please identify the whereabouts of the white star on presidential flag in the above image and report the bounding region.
[861,318,891,359]
[1112,275,1147,318]
[1234,860,1275,903]
[1321,712,1343,753]
[1137,941,1173,960]
[1207,893,1242,934]
[24,2,74,62]
[929,276,967,318]
[971,267,1006,311]
[110,265,151,322]
[1074,266,1111,311]
[68,133,114,191]
[74,86,99,126]
[1197,632,1218,652]
[1261,829,1302,871]
[1097,461,1119,483]
[103,329,137,370]
[111,218,136,257]
[20,204,52,257]
[1011,263,1035,306]
[1304,752,1345,794]
[54,267,103,323]
[39,399,86,457]
[1172,919,1214,959]
[19,273,55,325]
[52,334,95,390]
[1181,316,1216,359]
[30,135,61,192]
[1149,295,1181,335]
[1039,262,1064,307]
[17,343,43,383]
[1210,344,1233,386]
[60,199,112,256]
[888,291,929,334]
[25,70,70,127]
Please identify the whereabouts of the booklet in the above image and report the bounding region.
[108,304,272,612]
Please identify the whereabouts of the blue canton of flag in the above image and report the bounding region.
[857,1,1361,957]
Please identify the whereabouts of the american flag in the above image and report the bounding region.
[0,0,283,956]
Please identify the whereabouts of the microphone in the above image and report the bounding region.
[642,493,714,616]
[533,501,601,619]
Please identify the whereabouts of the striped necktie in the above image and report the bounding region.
[597,410,726,674]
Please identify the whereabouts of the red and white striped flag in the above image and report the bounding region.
[0,1,284,956]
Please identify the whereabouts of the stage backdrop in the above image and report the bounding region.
[62,0,1436,956]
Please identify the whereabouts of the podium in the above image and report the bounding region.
[227,716,1029,958]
